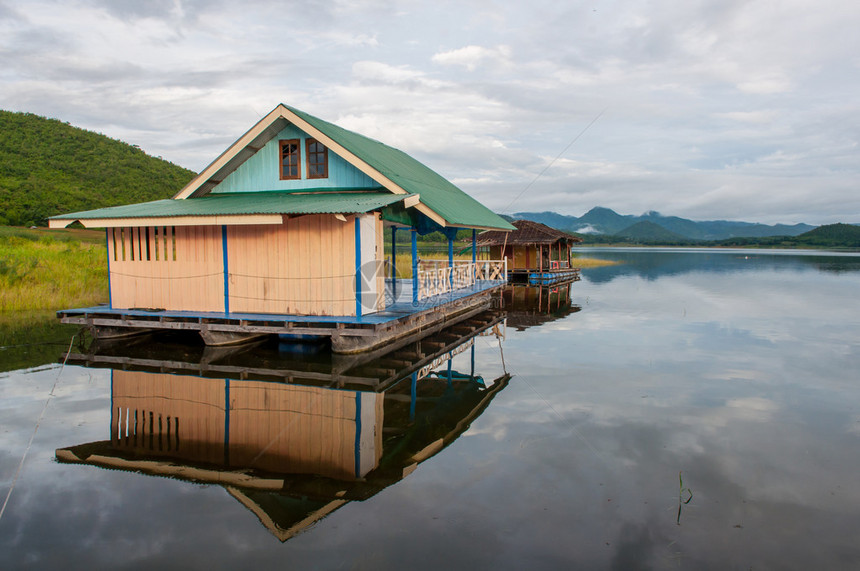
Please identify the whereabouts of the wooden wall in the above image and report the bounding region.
[227,213,384,316]
[490,243,566,270]
[107,213,386,317]
[229,382,383,480]
[107,225,224,311]
[227,215,353,316]
[111,371,227,465]
[110,370,384,480]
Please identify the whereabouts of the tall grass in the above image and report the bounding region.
[0,231,107,311]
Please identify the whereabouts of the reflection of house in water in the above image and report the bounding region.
[502,284,581,331]
[56,312,509,542]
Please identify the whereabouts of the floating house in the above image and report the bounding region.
[476,219,582,284]
[49,104,514,352]
[57,312,509,541]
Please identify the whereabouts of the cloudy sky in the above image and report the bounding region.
[1,0,858,225]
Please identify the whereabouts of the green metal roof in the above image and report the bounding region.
[284,105,515,231]
[50,191,413,221]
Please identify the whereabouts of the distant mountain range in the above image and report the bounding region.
[511,207,817,241]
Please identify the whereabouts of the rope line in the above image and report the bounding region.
[0,334,76,523]
[501,107,606,214]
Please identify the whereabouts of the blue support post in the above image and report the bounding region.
[390,226,398,301]
[391,226,397,280]
[355,217,362,318]
[411,229,418,305]
[221,226,230,314]
[224,378,231,466]
[471,342,475,381]
[448,235,454,291]
[409,371,418,421]
[354,392,362,477]
[472,229,477,265]
[447,359,453,388]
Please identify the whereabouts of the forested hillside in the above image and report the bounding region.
[0,110,196,226]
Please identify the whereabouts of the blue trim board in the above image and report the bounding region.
[355,217,362,318]
[221,226,230,314]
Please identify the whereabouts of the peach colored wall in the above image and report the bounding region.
[109,370,384,479]
[227,213,384,316]
[107,225,224,311]
[106,213,386,316]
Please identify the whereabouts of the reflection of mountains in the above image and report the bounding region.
[503,284,581,331]
[579,249,860,283]
[56,312,509,542]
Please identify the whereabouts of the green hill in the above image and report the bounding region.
[795,223,860,247]
[0,110,196,226]
[614,220,689,242]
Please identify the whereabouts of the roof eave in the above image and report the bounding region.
[50,214,286,229]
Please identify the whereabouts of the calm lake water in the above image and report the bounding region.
[2,248,860,570]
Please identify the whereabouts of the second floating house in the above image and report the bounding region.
[476,219,582,285]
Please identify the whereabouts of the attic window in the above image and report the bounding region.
[306,138,328,179]
[279,139,300,180]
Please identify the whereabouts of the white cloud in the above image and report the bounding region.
[1,0,859,224]
[432,45,511,71]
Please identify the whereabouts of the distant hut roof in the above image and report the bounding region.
[476,219,582,247]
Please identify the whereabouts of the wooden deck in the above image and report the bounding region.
[58,279,505,353]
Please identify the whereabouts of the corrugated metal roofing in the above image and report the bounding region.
[284,105,515,231]
[50,191,413,221]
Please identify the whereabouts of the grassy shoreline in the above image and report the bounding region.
[0,226,108,312]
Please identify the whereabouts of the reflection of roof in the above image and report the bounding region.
[477,219,582,247]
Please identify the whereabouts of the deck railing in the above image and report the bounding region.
[417,259,507,300]
[549,260,570,269]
